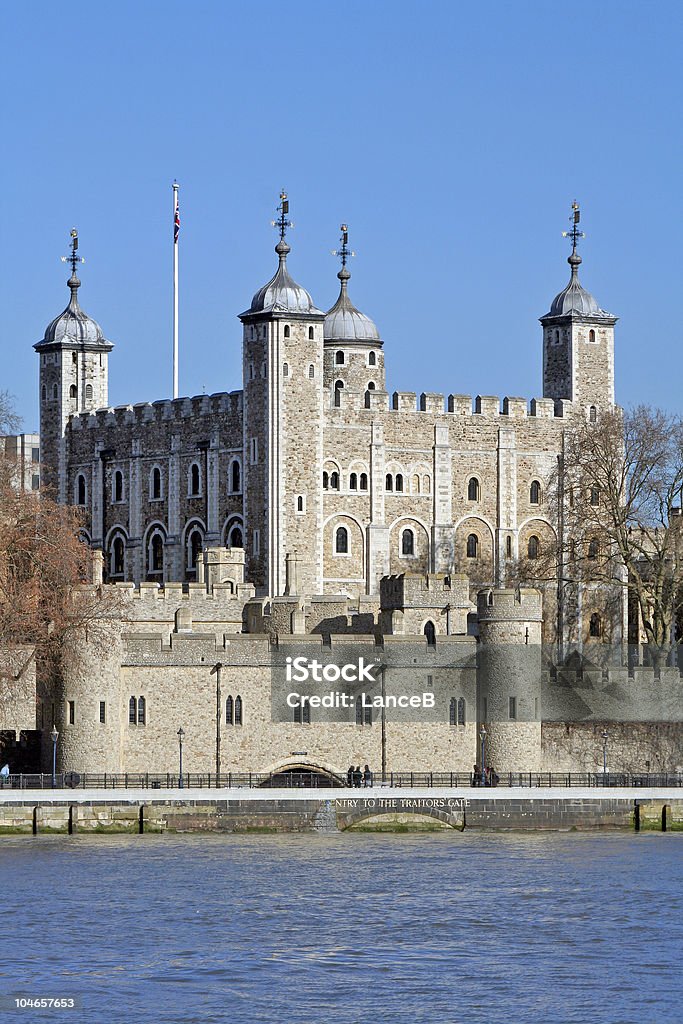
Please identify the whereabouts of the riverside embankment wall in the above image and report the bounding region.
[0,788,681,834]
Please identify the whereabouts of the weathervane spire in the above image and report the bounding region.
[331,223,356,288]
[61,228,85,290]
[562,200,585,264]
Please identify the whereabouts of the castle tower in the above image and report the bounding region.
[34,231,114,501]
[477,587,543,772]
[540,203,617,415]
[323,224,385,398]
[238,193,326,597]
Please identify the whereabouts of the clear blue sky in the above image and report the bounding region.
[1,0,681,431]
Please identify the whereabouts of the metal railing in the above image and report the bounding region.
[1,770,682,791]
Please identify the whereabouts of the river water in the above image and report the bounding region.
[1,832,681,1023]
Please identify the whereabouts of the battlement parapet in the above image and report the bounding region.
[325,387,573,423]
[477,587,543,623]
[68,391,243,431]
[381,572,471,609]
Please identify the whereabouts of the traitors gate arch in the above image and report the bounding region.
[334,796,468,831]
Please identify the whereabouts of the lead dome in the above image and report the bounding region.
[324,266,380,343]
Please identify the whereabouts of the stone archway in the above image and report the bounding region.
[259,761,345,789]
[335,797,467,831]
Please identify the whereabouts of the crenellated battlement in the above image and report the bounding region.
[68,390,243,431]
[327,385,571,420]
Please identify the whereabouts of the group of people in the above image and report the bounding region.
[347,764,373,788]
[472,764,499,787]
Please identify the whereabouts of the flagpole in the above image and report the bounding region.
[172,181,179,399]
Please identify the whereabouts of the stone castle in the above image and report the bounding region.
[21,197,681,780]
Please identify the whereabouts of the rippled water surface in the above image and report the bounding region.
[1,832,682,1023]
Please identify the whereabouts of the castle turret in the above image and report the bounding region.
[540,203,617,416]
[238,193,325,597]
[477,587,543,772]
[323,224,385,399]
[34,231,114,501]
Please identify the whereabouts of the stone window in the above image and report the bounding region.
[335,350,345,365]
[308,326,314,340]
[138,696,146,725]
[506,536,512,559]
[111,536,125,577]
[309,364,315,378]
[468,477,480,501]
[149,532,164,574]
[113,470,124,503]
[68,701,75,725]
[508,696,517,720]
[368,351,376,366]
[230,459,241,494]
[424,621,436,646]
[253,530,260,555]
[296,495,305,513]
[457,697,466,726]
[530,480,541,505]
[52,384,58,400]
[349,473,358,490]
[359,473,368,491]
[323,471,329,490]
[589,405,597,423]
[588,537,599,560]
[72,352,78,364]
[329,471,339,490]
[229,525,243,548]
[41,385,47,402]
[334,380,344,407]
[85,384,93,402]
[283,362,289,377]
[99,701,106,724]
[411,474,420,494]
[528,535,539,560]
[32,448,39,463]
[385,474,393,492]
[335,526,349,554]
[294,701,311,724]
[355,696,371,726]
[449,697,457,726]
[226,695,234,725]
[284,325,291,338]
[250,438,259,464]
[234,696,243,726]
[189,462,201,496]
[69,384,77,399]
[590,486,600,506]
[395,474,404,492]
[31,474,39,490]
[76,473,87,506]
[367,381,375,390]
[401,528,415,556]
[129,697,137,724]
[589,612,602,638]
[423,475,431,494]
[589,329,596,343]
[466,534,478,559]
[150,466,163,500]
[187,527,203,572]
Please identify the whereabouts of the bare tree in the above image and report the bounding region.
[516,406,683,666]
[0,390,21,434]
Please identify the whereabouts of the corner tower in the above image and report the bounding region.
[239,193,326,597]
[34,231,114,500]
[540,204,617,414]
[323,225,385,395]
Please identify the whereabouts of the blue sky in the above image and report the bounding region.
[0,0,681,430]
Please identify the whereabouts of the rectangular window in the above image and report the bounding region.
[31,474,40,490]
[253,529,260,555]
[426,674,433,689]
[68,701,75,725]
[509,696,517,720]
[99,701,106,724]
[250,438,259,464]
[32,447,40,463]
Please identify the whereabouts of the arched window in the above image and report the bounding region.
[369,351,376,366]
[457,697,466,726]
[367,381,375,390]
[590,486,600,506]
[349,473,358,490]
[308,326,314,340]
[284,325,290,338]
[189,463,200,496]
[589,613,602,638]
[355,696,371,726]
[423,475,431,494]
[588,537,599,560]
[322,471,329,489]
[283,362,289,377]
[334,380,343,407]
[385,474,393,492]
[554,329,560,344]
[589,329,596,343]
[150,533,164,573]
[506,536,512,558]
[137,696,146,725]
[468,477,480,501]
[528,535,540,560]
[111,536,125,576]
[76,474,87,506]
[69,384,77,399]
[129,697,137,725]
[530,480,541,505]
[151,467,162,500]
[52,384,58,400]
[589,405,597,423]
[335,526,348,554]
[226,695,234,725]
[113,470,123,503]
[231,460,241,493]
[41,384,47,402]
[187,528,203,571]
[402,529,414,556]
[449,697,457,726]
[297,495,304,512]
[330,471,339,490]
[308,364,315,378]
[234,696,243,726]
[395,474,404,492]
[411,474,420,494]
[466,534,478,559]
[424,621,436,646]
[229,526,243,548]
[359,473,368,491]
[84,384,93,402]
[335,350,345,365]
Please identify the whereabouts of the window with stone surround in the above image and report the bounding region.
[401,528,415,556]
[329,471,340,490]
[52,384,58,400]
[309,364,315,378]
[589,612,602,638]
[229,525,243,548]
[99,701,106,724]
[335,350,345,364]
[530,480,541,505]
[187,526,203,573]
[41,385,47,402]
[250,438,259,464]
[590,486,600,506]
[368,351,376,366]
[68,701,75,725]
[360,473,368,491]
[395,474,404,492]
[335,526,349,554]
[69,384,77,399]
[283,362,289,377]
[226,695,234,725]
[468,477,480,501]
[230,459,241,494]
[113,469,124,503]
[294,701,311,724]
[528,535,539,560]
[138,696,146,725]
[589,405,597,423]
[423,475,431,494]
[588,537,599,560]
[253,530,260,555]
[284,325,291,338]
[308,326,314,340]
[458,697,466,726]
[296,495,305,513]
[385,474,393,492]
[189,462,201,496]
[110,535,125,577]
[589,329,596,343]
[508,696,517,720]
[424,621,436,646]
[234,696,243,726]
[355,696,372,726]
[85,384,93,402]
[466,534,478,558]
[350,473,358,490]
[75,473,87,506]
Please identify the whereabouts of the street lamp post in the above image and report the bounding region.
[50,725,59,789]
[601,728,608,779]
[177,727,185,789]
[480,725,487,787]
